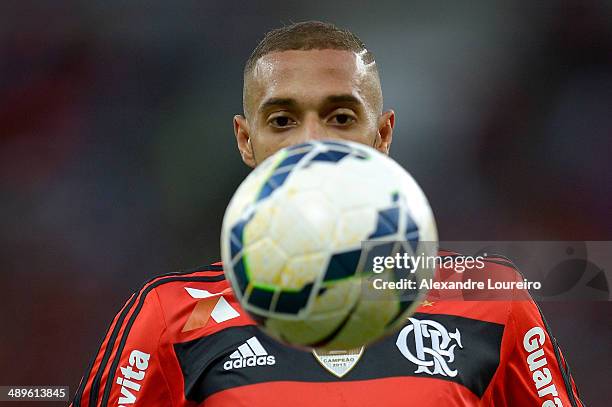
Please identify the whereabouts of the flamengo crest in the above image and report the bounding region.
[396,318,463,377]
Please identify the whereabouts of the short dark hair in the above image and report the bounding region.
[244,21,376,77]
[243,21,381,116]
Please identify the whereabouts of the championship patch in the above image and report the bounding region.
[312,347,365,378]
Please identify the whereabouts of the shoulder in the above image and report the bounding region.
[71,263,251,407]
[420,250,533,325]
[147,263,254,343]
[96,261,234,354]
[115,263,231,333]
[148,263,229,309]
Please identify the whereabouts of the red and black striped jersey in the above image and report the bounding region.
[71,257,583,407]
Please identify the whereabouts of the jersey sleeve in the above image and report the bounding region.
[71,282,172,407]
[490,297,584,407]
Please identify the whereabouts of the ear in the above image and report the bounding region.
[374,110,395,155]
[233,115,256,168]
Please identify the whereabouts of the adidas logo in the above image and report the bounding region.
[223,336,276,370]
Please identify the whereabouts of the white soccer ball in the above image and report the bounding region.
[221,140,438,350]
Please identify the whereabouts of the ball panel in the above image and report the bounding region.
[268,198,328,257]
[333,207,377,251]
[242,201,273,248]
[232,257,249,294]
[276,150,309,170]
[273,282,315,315]
[368,206,401,239]
[322,249,362,282]
[309,279,361,318]
[262,279,361,346]
[321,169,382,211]
[281,253,329,290]
[291,190,337,247]
[404,213,420,251]
[246,286,275,311]
[256,170,292,202]
[242,237,287,286]
[309,150,350,163]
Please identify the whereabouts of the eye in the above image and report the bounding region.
[328,113,356,126]
[268,114,297,128]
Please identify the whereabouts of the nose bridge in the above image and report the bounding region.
[300,112,327,141]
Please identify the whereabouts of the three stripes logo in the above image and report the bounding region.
[223,336,276,370]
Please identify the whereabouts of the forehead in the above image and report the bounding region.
[249,49,372,110]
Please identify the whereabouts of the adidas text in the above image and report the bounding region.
[223,336,276,370]
[223,355,276,370]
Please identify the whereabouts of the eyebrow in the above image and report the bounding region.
[259,98,298,113]
[258,94,363,114]
[324,94,362,106]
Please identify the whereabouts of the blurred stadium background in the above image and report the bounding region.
[1,0,610,405]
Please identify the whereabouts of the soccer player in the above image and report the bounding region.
[71,22,583,406]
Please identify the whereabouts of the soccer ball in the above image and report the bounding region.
[221,140,438,350]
